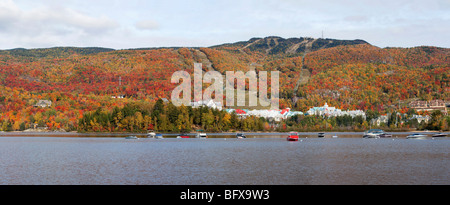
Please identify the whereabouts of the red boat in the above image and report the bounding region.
[177,134,190,138]
[287,132,299,141]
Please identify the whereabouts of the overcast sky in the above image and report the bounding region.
[0,0,449,49]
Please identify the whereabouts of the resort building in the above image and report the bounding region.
[409,99,447,113]
[305,102,366,119]
[224,108,303,122]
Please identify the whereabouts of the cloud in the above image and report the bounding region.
[59,9,119,34]
[135,20,160,30]
[0,0,448,49]
[0,0,21,31]
[344,15,369,23]
[0,0,119,48]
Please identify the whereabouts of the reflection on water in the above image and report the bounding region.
[0,134,448,185]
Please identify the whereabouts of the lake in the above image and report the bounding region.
[0,132,448,185]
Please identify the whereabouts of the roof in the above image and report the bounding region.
[280,108,290,115]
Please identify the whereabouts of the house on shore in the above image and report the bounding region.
[371,114,389,126]
[409,114,431,124]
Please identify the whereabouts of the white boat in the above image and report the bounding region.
[147,132,156,138]
[363,129,384,138]
[154,134,164,139]
[125,136,138,139]
[406,133,427,139]
[196,133,207,138]
[431,133,447,137]
[332,135,338,138]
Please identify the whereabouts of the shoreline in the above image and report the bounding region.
[1,130,448,137]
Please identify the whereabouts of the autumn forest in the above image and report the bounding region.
[0,36,449,132]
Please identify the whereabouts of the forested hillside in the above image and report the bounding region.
[0,36,448,132]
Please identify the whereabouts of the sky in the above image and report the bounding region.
[0,0,449,49]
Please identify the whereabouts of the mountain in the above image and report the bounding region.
[211,36,369,55]
[0,47,115,61]
[0,36,448,131]
[0,36,368,59]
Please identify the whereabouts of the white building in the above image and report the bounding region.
[409,114,431,124]
[226,108,303,122]
[371,115,389,126]
[191,100,223,110]
[306,102,366,119]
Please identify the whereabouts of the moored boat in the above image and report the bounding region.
[379,133,392,138]
[431,133,447,137]
[125,136,138,139]
[363,129,385,138]
[236,133,246,139]
[155,134,164,139]
[147,132,156,138]
[406,133,427,139]
[318,133,325,138]
[196,133,207,138]
[287,132,299,141]
[177,134,190,138]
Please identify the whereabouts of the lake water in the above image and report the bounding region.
[0,133,448,185]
